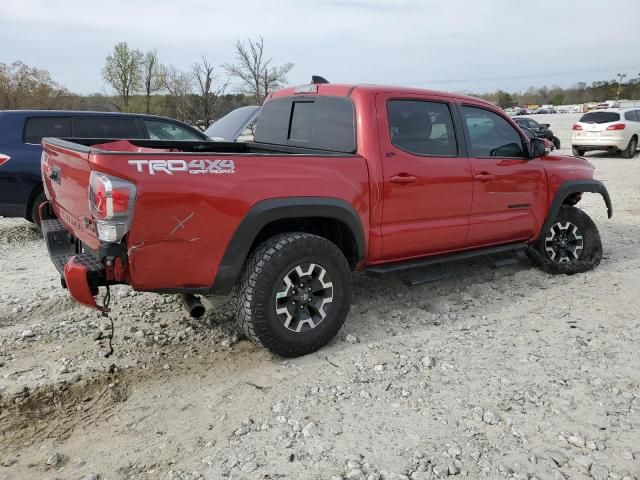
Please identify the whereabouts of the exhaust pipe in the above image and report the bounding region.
[181,294,206,319]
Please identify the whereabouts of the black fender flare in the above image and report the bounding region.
[210,197,365,294]
[539,179,612,238]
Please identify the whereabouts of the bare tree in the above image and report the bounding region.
[192,56,228,129]
[102,42,143,110]
[164,66,194,122]
[141,49,165,114]
[224,36,293,103]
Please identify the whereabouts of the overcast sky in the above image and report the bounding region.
[2,0,638,95]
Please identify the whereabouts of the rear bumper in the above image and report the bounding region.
[572,135,628,150]
[41,206,110,312]
[0,203,27,218]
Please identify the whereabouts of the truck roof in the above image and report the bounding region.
[270,83,492,107]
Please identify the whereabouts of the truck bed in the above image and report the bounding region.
[48,137,354,156]
[41,136,369,292]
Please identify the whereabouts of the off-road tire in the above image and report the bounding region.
[620,136,637,159]
[572,146,585,157]
[234,232,352,357]
[527,206,602,274]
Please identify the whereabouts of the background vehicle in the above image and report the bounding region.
[520,126,553,153]
[204,106,261,142]
[513,116,561,149]
[39,82,611,358]
[571,108,640,157]
[0,110,209,226]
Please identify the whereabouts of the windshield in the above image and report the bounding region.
[579,112,620,124]
[204,106,260,141]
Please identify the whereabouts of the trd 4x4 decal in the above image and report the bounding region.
[128,159,235,175]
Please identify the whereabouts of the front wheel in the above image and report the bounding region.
[527,206,602,275]
[551,136,561,149]
[234,232,352,357]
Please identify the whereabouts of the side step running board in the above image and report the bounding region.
[365,242,528,278]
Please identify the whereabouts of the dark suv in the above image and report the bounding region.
[0,111,208,225]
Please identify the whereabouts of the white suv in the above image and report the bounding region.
[571,108,640,158]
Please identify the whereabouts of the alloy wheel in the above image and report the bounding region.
[544,221,584,263]
[275,263,334,333]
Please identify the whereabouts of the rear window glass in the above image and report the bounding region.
[81,117,140,138]
[255,96,356,153]
[387,100,457,156]
[579,112,620,124]
[24,117,72,144]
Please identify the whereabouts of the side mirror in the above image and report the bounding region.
[528,138,547,159]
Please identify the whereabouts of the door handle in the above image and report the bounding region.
[474,172,495,182]
[390,174,417,185]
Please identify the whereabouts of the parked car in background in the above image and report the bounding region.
[205,106,261,142]
[512,116,561,149]
[572,108,640,157]
[510,108,527,116]
[0,110,209,226]
[520,126,553,153]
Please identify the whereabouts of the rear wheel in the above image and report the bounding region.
[572,146,584,156]
[620,136,637,158]
[234,232,352,357]
[29,191,47,230]
[551,136,561,149]
[527,206,602,274]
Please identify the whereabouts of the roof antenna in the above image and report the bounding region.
[311,75,329,84]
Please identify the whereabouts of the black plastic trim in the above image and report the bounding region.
[209,197,366,294]
[366,242,527,276]
[540,179,612,237]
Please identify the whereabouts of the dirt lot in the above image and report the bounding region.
[1,114,639,480]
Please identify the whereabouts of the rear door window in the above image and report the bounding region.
[387,100,458,156]
[624,110,639,121]
[462,106,526,158]
[579,112,620,123]
[23,117,72,144]
[143,120,203,140]
[82,117,140,138]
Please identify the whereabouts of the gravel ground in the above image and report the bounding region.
[0,114,639,480]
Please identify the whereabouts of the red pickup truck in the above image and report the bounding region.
[40,81,612,357]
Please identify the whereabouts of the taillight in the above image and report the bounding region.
[606,123,625,130]
[0,154,10,166]
[572,124,583,131]
[89,171,136,243]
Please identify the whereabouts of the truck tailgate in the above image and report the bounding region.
[42,140,99,249]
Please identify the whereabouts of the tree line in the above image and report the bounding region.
[477,79,640,109]
[0,37,293,129]
[2,45,639,127]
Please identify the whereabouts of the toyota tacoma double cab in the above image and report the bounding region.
[39,81,612,357]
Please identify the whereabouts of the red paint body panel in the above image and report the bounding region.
[42,83,600,301]
[63,256,108,312]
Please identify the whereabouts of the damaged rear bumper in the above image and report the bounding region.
[40,202,126,312]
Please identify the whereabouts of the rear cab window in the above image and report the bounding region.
[386,99,458,156]
[579,112,620,124]
[255,96,356,153]
[23,117,72,144]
